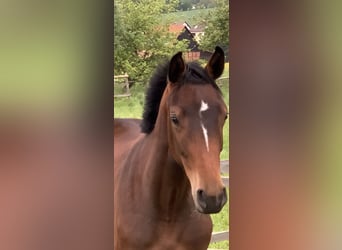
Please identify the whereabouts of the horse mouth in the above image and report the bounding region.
[195,203,225,214]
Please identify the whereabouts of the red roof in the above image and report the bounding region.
[168,23,186,33]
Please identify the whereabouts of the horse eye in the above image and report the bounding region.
[224,113,228,120]
[170,116,179,125]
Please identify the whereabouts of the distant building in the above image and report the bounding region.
[168,22,202,61]
[168,21,228,62]
[189,24,205,43]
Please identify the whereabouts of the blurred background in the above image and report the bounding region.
[0,1,113,250]
[2,0,342,249]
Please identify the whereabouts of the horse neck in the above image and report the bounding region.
[138,86,193,220]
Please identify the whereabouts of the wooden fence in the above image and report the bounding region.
[114,74,131,98]
[216,76,229,87]
[210,160,229,244]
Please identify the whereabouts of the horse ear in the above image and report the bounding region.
[205,46,225,80]
[168,52,185,83]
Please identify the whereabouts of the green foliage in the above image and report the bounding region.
[114,0,188,84]
[163,0,181,13]
[196,0,217,9]
[179,0,193,11]
[200,0,229,52]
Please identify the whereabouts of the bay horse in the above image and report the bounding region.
[114,47,228,250]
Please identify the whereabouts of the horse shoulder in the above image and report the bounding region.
[114,118,142,140]
[114,118,143,171]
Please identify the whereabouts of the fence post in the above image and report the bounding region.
[114,74,131,98]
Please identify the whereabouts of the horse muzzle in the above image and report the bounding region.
[195,187,227,214]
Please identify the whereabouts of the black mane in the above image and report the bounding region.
[140,61,221,134]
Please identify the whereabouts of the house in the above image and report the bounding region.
[168,22,202,61]
[189,24,205,43]
[168,22,228,62]
[168,22,191,33]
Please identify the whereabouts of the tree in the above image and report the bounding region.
[114,0,187,84]
[197,0,216,9]
[178,0,193,11]
[199,0,229,53]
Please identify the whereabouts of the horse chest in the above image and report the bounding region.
[150,219,212,250]
[115,212,212,250]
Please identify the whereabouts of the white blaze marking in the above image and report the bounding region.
[200,100,208,112]
[199,100,209,152]
[201,123,209,152]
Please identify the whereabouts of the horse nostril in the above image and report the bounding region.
[220,188,228,207]
[197,189,204,200]
[197,189,207,209]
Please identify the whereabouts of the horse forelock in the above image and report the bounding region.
[140,61,222,134]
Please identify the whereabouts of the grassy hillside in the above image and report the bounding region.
[161,8,214,25]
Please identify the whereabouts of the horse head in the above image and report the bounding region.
[165,47,228,214]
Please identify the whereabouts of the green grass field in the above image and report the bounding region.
[114,63,229,249]
[161,8,214,25]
